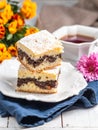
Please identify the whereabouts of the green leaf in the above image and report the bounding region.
[11,4,19,13]
[7,34,13,40]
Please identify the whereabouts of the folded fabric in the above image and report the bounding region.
[0,80,98,128]
[36,5,98,32]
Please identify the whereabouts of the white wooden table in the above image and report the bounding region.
[0,105,98,130]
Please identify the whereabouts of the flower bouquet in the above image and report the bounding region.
[0,0,39,63]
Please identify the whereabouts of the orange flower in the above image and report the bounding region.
[0,0,7,10]
[2,51,11,60]
[0,18,4,24]
[8,45,17,57]
[0,51,11,63]
[0,51,3,63]
[12,14,24,29]
[20,0,37,19]
[0,43,6,52]
[0,4,13,24]
[0,24,5,39]
[8,20,17,34]
[25,27,39,36]
[0,18,3,24]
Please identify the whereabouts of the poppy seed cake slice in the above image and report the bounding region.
[16,30,63,72]
[16,64,60,93]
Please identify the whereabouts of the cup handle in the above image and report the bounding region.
[88,39,98,55]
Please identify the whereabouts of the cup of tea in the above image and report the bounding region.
[53,25,98,65]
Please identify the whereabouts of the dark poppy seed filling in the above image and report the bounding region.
[18,49,61,68]
[17,78,57,89]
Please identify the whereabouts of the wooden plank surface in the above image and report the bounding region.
[0,116,8,128]
[22,128,98,130]
[1,106,98,129]
[62,105,98,128]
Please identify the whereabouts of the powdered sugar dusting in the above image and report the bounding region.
[19,30,62,54]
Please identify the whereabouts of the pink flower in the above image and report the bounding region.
[76,53,98,82]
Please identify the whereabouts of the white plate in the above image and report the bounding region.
[0,58,87,102]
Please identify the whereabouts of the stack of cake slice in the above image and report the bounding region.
[16,30,63,93]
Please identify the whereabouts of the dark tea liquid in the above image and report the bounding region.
[60,35,95,44]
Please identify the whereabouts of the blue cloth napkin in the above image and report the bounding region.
[0,80,98,128]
